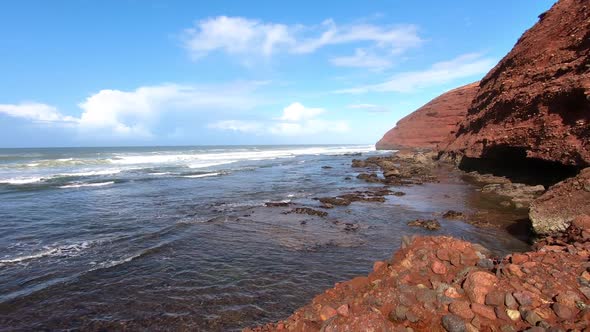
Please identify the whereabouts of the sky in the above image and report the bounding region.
[0,0,557,148]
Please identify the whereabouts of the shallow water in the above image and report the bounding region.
[0,145,530,331]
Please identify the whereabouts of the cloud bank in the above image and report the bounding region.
[209,102,349,136]
[336,53,496,93]
[182,16,422,67]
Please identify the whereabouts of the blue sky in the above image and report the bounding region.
[0,0,556,147]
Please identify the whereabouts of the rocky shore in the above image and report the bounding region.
[246,0,589,330]
[246,152,590,331]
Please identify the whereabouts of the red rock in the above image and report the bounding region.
[432,260,448,275]
[485,291,505,307]
[573,215,590,231]
[471,303,496,320]
[449,301,475,320]
[552,303,575,320]
[373,261,387,272]
[445,287,462,299]
[376,82,479,150]
[319,305,337,321]
[504,264,525,278]
[437,248,451,261]
[513,291,533,307]
[511,253,529,264]
[336,304,349,317]
[530,169,590,234]
[442,0,590,167]
[463,271,498,304]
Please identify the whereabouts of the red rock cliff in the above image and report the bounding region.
[443,0,590,166]
[376,82,479,150]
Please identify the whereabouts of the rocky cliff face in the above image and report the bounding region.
[443,0,590,167]
[375,82,479,150]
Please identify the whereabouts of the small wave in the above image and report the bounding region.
[60,169,121,177]
[58,181,115,189]
[0,241,92,266]
[0,177,44,185]
[182,172,220,179]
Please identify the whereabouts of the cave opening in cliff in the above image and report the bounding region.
[458,145,579,187]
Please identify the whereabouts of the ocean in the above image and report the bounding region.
[0,145,530,331]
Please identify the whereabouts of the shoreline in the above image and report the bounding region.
[246,151,590,331]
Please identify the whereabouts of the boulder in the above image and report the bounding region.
[530,168,590,234]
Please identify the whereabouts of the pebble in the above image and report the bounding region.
[505,309,521,321]
[432,260,448,275]
[471,303,496,320]
[513,291,533,307]
[551,303,574,319]
[505,293,518,309]
[449,301,474,320]
[485,291,504,306]
[463,271,498,304]
[336,304,349,317]
[523,310,542,326]
[442,314,466,332]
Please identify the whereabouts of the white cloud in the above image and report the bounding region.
[0,103,77,124]
[347,103,391,113]
[182,16,294,59]
[76,84,257,136]
[330,49,392,70]
[208,120,264,133]
[278,102,324,122]
[292,20,421,54]
[0,82,264,138]
[209,102,349,136]
[337,53,496,94]
[182,16,422,62]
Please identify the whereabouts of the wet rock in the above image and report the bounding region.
[442,314,467,332]
[265,201,291,207]
[443,210,466,219]
[285,207,328,217]
[407,219,441,230]
[318,197,351,206]
[351,159,369,168]
[463,271,498,304]
[481,183,545,209]
[383,169,401,178]
[530,168,590,234]
[357,173,382,183]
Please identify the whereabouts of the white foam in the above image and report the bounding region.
[0,177,44,185]
[0,241,91,265]
[182,172,220,179]
[59,169,122,177]
[58,181,115,189]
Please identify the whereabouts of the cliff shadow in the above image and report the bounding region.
[458,145,579,187]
